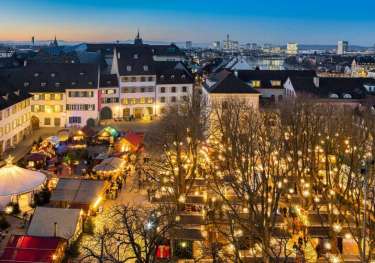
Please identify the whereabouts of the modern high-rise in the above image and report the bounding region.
[337,41,349,55]
[212,41,221,50]
[223,34,239,51]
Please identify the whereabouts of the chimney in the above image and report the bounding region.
[54,222,58,237]
[313,77,319,87]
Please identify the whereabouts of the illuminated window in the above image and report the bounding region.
[271,80,282,86]
[252,80,261,88]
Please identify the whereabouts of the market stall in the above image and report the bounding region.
[0,156,47,211]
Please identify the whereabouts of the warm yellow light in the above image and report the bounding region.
[93,196,102,209]
[333,223,342,233]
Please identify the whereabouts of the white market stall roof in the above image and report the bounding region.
[50,178,106,205]
[0,156,46,197]
[27,207,81,240]
[93,157,125,173]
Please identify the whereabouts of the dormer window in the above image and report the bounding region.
[126,65,132,72]
[160,75,164,79]
[88,81,93,86]
[343,93,352,99]
[41,82,47,87]
[143,65,149,71]
[106,80,111,84]
[71,81,77,86]
[24,82,30,87]
[329,93,339,99]
[171,75,175,79]
[51,73,56,77]
[55,82,60,87]
[34,73,39,77]
[80,72,85,76]
[181,74,186,79]
[133,54,139,59]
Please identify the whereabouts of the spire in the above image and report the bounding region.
[53,36,58,47]
[134,29,143,45]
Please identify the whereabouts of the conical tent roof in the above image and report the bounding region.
[0,157,46,196]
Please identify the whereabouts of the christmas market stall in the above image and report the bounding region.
[96,126,119,144]
[49,178,108,212]
[27,207,83,243]
[0,157,46,212]
[0,235,67,263]
[115,131,144,153]
[93,157,125,179]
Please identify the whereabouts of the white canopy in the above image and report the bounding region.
[93,157,125,173]
[0,157,46,197]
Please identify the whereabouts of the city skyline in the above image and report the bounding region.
[0,0,375,45]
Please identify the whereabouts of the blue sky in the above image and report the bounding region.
[1,0,374,45]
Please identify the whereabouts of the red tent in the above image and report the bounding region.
[115,131,144,153]
[0,235,66,263]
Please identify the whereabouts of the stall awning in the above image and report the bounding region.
[93,157,125,173]
[0,157,46,197]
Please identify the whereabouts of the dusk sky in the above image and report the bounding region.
[1,0,374,45]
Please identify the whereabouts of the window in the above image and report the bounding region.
[41,82,47,87]
[34,73,39,77]
[171,75,175,79]
[133,54,139,59]
[182,86,187,92]
[160,87,166,93]
[121,77,129,82]
[182,96,188,101]
[51,73,56,77]
[104,89,116,95]
[141,77,146,82]
[252,80,261,88]
[126,65,132,72]
[24,82,30,87]
[271,80,282,86]
[171,87,176,93]
[181,74,186,79]
[171,96,177,102]
[141,88,145,93]
[343,93,352,99]
[160,97,166,103]
[80,72,85,76]
[131,77,137,82]
[71,81,77,86]
[54,118,61,127]
[44,118,51,125]
[69,116,81,124]
[88,81,93,86]
[148,76,153,81]
[143,65,149,71]
[147,87,154,92]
